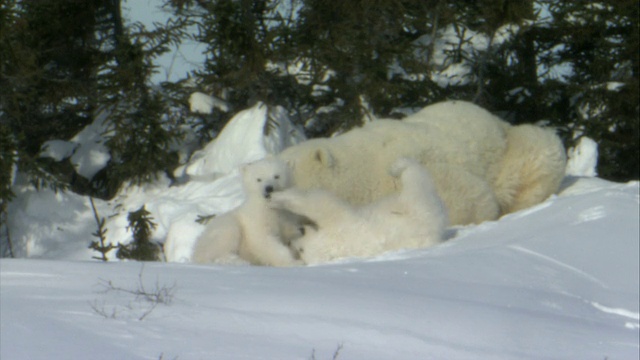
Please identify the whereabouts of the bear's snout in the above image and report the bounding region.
[264,185,274,199]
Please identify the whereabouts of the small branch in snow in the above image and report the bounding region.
[90,264,176,321]
[2,212,14,258]
[309,343,344,360]
[88,197,115,262]
[195,213,216,225]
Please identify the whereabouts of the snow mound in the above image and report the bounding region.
[180,102,306,181]
[566,136,599,177]
[6,103,306,262]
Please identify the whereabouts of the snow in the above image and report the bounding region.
[179,102,305,181]
[39,140,76,162]
[566,137,599,177]
[1,178,639,359]
[8,102,306,262]
[3,101,639,359]
[188,92,230,114]
[39,109,111,179]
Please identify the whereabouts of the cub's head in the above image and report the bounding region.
[241,157,292,199]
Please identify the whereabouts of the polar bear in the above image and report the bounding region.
[278,100,566,224]
[192,157,304,266]
[269,158,449,265]
[490,124,567,213]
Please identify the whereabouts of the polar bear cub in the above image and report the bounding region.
[269,158,449,264]
[192,157,303,266]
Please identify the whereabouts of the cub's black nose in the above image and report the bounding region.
[264,185,274,199]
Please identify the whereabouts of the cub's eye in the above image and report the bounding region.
[274,175,280,179]
[256,178,262,182]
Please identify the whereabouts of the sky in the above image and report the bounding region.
[124,0,205,83]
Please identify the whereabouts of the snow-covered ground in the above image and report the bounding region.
[1,176,638,359]
[2,101,639,359]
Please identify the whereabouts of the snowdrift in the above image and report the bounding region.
[1,177,638,359]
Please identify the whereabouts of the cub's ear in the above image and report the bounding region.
[314,148,335,168]
[284,158,295,169]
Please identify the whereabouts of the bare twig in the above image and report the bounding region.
[309,343,344,360]
[90,264,176,321]
[332,343,344,360]
[89,299,118,319]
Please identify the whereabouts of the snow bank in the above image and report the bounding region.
[180,102,305,181]
[6,102,305,262]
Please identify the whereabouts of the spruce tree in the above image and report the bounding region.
[0,1,100,193]
[0,1,190,200]
[116,205,160,261]
[294,0,446,134]
[546,0,638,180]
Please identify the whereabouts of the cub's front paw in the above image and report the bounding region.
[267,190,297,209]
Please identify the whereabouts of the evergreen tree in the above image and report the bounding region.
[546,0,638,180]
[88,197,114,262]
[168,0,637,180]
[426,1,638,180]
[295,0,442,134]
[167,0,307,133]
[116,205,161,261]
[1,0,100,193]
[3,0,638,230]
[0,1,190,200]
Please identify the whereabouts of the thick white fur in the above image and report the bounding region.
[269,158,449,265]
[278,100,566,224]
[490,124,567,213]
[192,157,302,266]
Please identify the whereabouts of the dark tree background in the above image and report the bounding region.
[1,0,638,239]
[168,0,637,178]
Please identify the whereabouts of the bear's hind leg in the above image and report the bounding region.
[192,214,242,263]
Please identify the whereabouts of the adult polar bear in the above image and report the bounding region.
[278,100,566,225]
[270,158,449,264]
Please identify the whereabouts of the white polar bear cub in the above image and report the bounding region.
[269,158,449,265]
[192,157,303,266]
